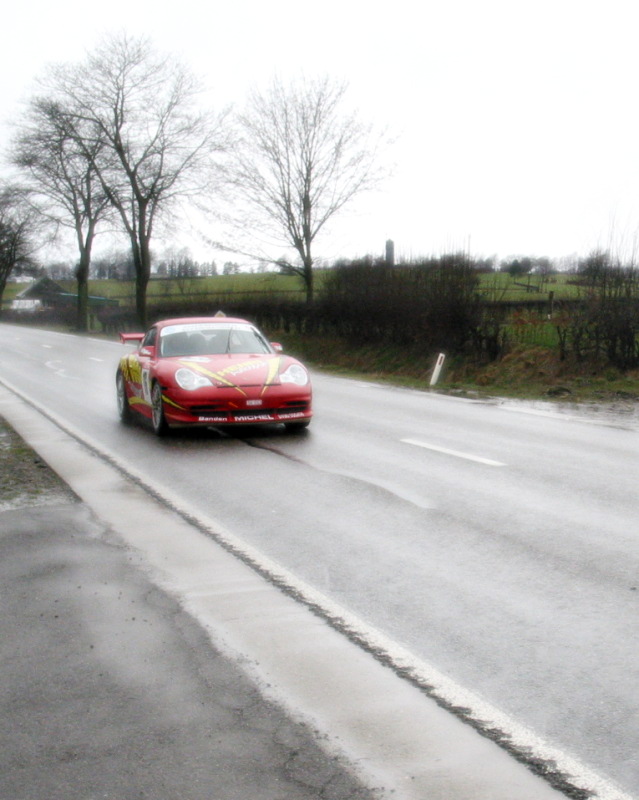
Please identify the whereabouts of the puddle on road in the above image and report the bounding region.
[493,396,639,430]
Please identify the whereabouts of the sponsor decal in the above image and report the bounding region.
[163,322,253,336]
[184,361,250,396]
[217,359,269,378]
[184,356,282,397]
[184,358,269,379]
[123,355,142,384]
[195,410,308,423]
[246,399,263,406]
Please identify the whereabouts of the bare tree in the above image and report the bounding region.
[231,75,389,303]
[12,99,111,330]
[43,34,230,327]
[0,185,40,314]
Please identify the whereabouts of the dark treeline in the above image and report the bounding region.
[311,252,639,369]
[317,254,483,353]
[91,253,520,365]
[8,250,639,372]
[554,252,639,370]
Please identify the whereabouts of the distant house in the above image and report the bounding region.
[11,277,118,312]
[13,277,66,308]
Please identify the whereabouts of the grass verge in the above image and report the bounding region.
[0,417,76,510]
[276,333,639,404]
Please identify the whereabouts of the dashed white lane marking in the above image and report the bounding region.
[44,360,81,381]
[401,438,507,467]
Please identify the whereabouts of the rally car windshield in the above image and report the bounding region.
[159,324,272,357]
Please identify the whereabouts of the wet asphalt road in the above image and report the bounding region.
[1,322,638,797]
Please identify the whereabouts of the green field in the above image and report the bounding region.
[3,269,584,308]
[476,272,582,302]
[62,272,306,303]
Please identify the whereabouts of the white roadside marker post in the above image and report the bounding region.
[430,352,445,387]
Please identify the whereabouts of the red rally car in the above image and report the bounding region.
[116,316,312,436]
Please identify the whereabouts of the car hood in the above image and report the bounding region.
[158,353,303,392]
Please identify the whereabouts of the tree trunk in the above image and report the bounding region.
[132,233,152,329]
[304,259,314,304]
[0,274,8,319]
[75,251,89,332]
[75,222,97,332]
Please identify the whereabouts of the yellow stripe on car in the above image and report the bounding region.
[162,394,187,410]
[261,357,282,396]
[128,396,150,408]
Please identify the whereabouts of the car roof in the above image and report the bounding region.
[154,316,251,330]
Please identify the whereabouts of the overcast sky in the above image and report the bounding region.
[3,0,639,265]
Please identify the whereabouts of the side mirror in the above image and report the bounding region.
[140,346,156,358]
[271,342,283,353]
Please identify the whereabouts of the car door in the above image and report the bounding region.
[137,327,158,406]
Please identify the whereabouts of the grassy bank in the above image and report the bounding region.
[276,331,639,403]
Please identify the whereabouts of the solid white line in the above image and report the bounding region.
[401,438,506,467]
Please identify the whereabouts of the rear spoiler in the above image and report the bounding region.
[119,332,144,344]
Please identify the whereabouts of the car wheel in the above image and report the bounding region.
[284,420,310,433]
[116,369,133,424]
[151,381,169,436]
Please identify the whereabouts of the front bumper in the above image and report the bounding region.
[161,385,312,427]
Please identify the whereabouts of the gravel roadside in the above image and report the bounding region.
[0,416,76,511]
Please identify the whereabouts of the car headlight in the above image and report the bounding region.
[279,363,309,386]
[175,368,213,391]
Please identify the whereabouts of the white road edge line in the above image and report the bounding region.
[0,378,632,800]
[401,437,507,467]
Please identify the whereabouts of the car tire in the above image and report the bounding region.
[116,369,133,424]
[151,381,169,436]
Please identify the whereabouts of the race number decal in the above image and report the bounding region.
[141,368,152,403]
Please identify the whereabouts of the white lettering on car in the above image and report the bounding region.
[195,411,308,423]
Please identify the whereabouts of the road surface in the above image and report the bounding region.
[1,322,638,798]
